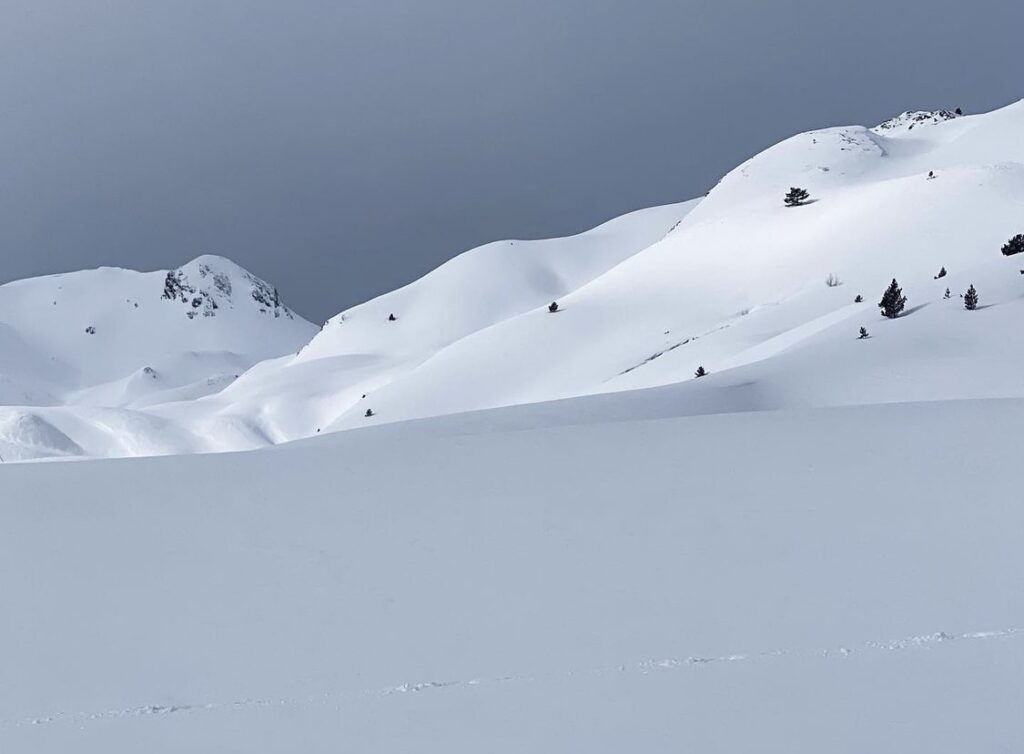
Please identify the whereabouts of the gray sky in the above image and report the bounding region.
[2,0,1021,321]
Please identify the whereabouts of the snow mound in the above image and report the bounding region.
[0,410,83,459]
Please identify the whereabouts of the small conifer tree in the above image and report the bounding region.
[548,301,559,313]
[784,187,811,207]
[934,266,946,279]
[944,287,951,299]
[364,408,374,418]
[854,294,863,303]
[858,326,869,339]
[878,278,907,319]
[1001,234,1024,257]
[963,284,978,310]
[694,366,707,378]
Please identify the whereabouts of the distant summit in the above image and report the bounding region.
[0,255,315,438]
[872,108,962,133]
[161,255,297,321]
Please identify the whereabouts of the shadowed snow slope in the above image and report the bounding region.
[2,100,1024,458]
[1,398,1022,751]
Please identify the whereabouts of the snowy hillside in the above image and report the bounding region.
[311,101,1024,430]
[2,100,1024,459]
[212,98,1024,442]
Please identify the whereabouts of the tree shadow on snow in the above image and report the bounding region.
[899,302,930,318]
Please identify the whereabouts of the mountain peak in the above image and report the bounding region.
[164,255,296,321]
[872,108,962,133]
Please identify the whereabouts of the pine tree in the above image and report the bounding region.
[694,366,707,378]
[854,294,863,303]
[878,278,907,319]
[944,287,951,299]
[858,326,869,339]
[784,187,811,207]
[1001,234,1024,257]
[934,266,946,279]
[548,301,559,313]
[964,284,978,310]
[364,408,374,418]
[388,313,396,321]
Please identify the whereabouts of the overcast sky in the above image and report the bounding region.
[1,1,1021,321]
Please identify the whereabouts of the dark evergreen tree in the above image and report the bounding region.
[944,287,951,299]
[784,187,811,207]
[964,284,978,310]
[694,366,707,378]
[955,107,963,116]
[548,301,559,313]
[878,278,907,319]
[854,294,863,303]
[364,408,374,418]
[388,313,396,321]
[858,326,869,339]
[1001,234,1024,256]
[934,266,946,279]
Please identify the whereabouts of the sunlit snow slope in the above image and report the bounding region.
[198,99,1024,442]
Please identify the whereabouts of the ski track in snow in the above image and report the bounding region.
[5,626,1020,731]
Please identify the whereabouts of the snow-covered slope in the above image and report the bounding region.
[210,99,1024,441]
[2,397,1022,752]
[2,100,1024,459]
[311,101,1024,429]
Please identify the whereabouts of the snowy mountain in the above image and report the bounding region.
[2,100,1024,459]
[0,255,315,458]
[187,99,1024,439]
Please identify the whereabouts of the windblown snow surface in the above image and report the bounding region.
[2,100,1024,751]
[1,400,1023,752]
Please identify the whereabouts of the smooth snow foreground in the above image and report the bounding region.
[1,397,1022,752]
